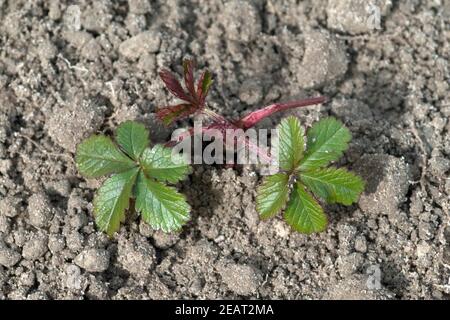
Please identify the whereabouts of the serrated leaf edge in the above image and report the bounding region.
[256,173,290,220]
[93,167,140,237]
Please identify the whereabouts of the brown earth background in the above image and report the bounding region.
[0,0,449,299]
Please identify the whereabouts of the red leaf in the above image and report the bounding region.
[156,103,196,126]
[159,69,192,102]
[183,59,197,99]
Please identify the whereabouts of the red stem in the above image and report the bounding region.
[163,96,325,164]
[236,96,326,129]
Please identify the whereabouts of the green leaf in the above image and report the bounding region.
[93,167,139,236]
[140,145,191,183]
[300,117,351,170]
[135,172,190,232]
[284,182,327,234]
[300,167,365,205]
[157,103,194,126]
[76,135,136,178]
[116,121,149,160]
[256,173,290,219]
[200,70,213,97]
[277,116,304,171]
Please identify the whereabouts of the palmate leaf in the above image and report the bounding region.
[140,144,191,183]
[256,173,290,219]
[76,120,194,236]
[300,117,351,170]
[76,135,136,178]
[159,69,192,102]
[256,116,363,235]
[277,116,304,171]
[93,167,139,236]
[157,60,213,126]
[135,172,190,232]
[300,167,364,205]
[116,121,149,160]
[284,182,327,234]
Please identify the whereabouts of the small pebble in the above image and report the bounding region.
[217,261,262,296]
[74,248,110,273]
[22,233,48,261]
[0,246,21,267]
[119,31,161,60]
[28,192,53,229]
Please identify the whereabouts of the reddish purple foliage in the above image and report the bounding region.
[157,59,213,125]
[158,59,325,162]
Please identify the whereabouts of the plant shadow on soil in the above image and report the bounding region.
[181,164,225,240]
[381,261,410,297]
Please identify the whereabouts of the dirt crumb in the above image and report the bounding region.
[217,261,263,296]
[0,245,21,268]
[22,232,48,261]
[27,192,53,229]
[355,154,410,216]
[294,30,348,88]
[119,31,161,61]
[118,234,156,279]
[47,100,107,153]
[323,275,394,300]
[128,0,152,15]
[221,0,262,43]
[327,0,391,34]
[74,248,110,273]
[0,196,21,218]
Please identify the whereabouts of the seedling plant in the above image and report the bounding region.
[75,59,364,236]
[76,121,191,235]
[257,117,364,233]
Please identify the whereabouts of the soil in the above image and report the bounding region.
[0,0,449,300]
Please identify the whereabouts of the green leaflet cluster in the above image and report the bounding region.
[257,117,365,234]
[76,121,191,236]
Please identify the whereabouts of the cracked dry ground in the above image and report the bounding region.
[0,0,449,299]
